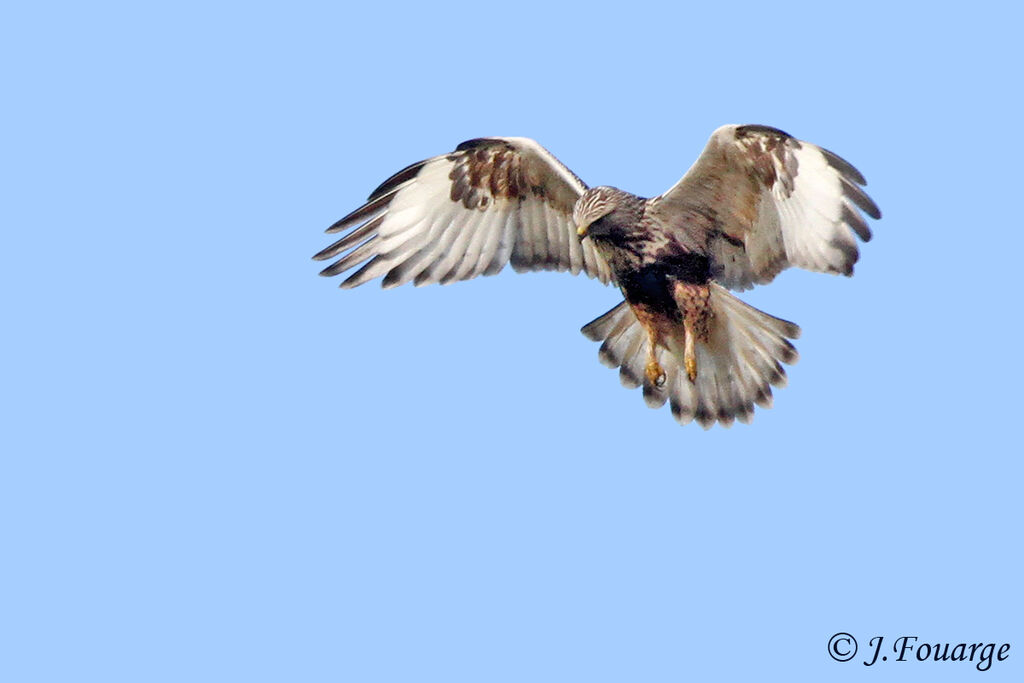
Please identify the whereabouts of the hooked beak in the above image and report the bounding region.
[576,222,590,239]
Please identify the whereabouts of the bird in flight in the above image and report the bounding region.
[314,125,880,428]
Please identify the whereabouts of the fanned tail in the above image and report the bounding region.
[581,284,801,429]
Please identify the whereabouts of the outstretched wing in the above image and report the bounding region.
[314,137,613,288]
[646,124,881,291]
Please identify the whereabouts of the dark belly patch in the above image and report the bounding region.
[618,254,710,320]
[619,266,679,320]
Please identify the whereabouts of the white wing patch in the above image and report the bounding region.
[774,144,861,276]
[650,124,880,291]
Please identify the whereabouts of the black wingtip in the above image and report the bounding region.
[841,178,882,220]
[841,204,873,242]
[367,159,430,201]
[820,147,868,186]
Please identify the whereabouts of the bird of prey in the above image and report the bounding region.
[314,125,880,428]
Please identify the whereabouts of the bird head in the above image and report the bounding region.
[573,187,621,240]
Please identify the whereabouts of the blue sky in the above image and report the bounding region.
[3,2,1021,681]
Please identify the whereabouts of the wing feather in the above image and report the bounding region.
[484,210,518,276]
[314,137,613,287]
[647,124,881,290]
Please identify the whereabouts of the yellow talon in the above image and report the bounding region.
[646,360,666,387]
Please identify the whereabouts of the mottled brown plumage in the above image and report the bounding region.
[315,125,880,428]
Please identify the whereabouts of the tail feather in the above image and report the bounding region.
[580,284,801,429]
[597,310,636,369]
[617,329,646,389]
[669,369,698,425]
[581,303,628,342]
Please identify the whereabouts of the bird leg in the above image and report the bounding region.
[674,282,712,383]
[683,317,698,383]
[628,302,668,388]
[645,326,666,387]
